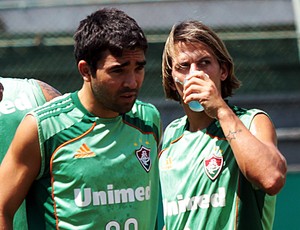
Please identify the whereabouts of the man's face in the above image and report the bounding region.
[171,41,227,98]
[0,82,4,102]
[90,49,146,116]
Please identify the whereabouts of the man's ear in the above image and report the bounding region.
[220,63,229,81]
[78,60,92,82]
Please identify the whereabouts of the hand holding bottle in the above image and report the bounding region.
[175,71,209,112]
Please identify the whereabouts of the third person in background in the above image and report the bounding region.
[159,20,287,230]
[0,77,61,230]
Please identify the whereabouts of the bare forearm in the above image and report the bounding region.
[216,106,287,194]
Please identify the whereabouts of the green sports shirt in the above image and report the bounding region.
[159,105,276,230]
[0,77,46,230]
[26,92,161,229]
[0,77,46,161]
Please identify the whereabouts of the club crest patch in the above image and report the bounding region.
[204,149,223,180]
[135,146,151,172]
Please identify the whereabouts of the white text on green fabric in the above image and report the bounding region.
[74,181,151,207]
[163,187,226,216]
[0,93,33,115]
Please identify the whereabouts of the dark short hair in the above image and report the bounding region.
[74,8,148,75]
[162,20,241,101]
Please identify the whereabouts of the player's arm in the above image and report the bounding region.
[0,115,41,228]
[216,106,287,195]
[36,79,61,101]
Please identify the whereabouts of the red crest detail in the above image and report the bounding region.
[204,154,223,180]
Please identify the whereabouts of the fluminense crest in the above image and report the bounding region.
[204,146,223,180]
[135,145,151,172]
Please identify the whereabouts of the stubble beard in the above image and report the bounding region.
[91,83,138,115]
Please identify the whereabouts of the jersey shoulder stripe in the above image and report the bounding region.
[123,99,161,144]
[32,93,74,119]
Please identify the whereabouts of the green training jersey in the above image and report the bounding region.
[0,77,46,230]
[159,105,276,230]
[26,92,161,229]
[0,77,46,161]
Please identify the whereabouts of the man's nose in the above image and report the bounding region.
[123,73,137,88]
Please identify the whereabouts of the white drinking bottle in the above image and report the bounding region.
[175,72,208,112]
